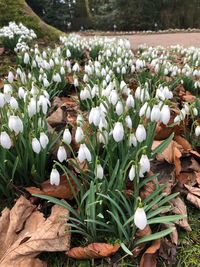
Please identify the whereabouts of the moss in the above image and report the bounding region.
[0,0,62,41]
[176,203,200,267]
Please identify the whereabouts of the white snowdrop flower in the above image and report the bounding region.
[0,131,12,149]
[63,128,72,145]
[50,168,60,186]
[42,51,47,58]
[139,154,150,175]
[28,98,37,118]
[115,101,123,116]
[49,59,54,68]
[135,124,146,143]
[60,66,65,75]
[129,133,137,147]
[53,73,62,83]
[131,64,136,73]
[72,62,80,72]
[74,77,79,87]
[39,132,49,149]
[78,144,92,163]
[9,97,18,110]
[43,77,50,87]
[193,108,198,116]
[126,94,135,108]
[92,107,101,127]
[57,145,67,162]
[8,115,23,134]
[66,49,71,58]
[32,137,41,154]
[125,115,132,129]
[139,102,148,117]
[113,122,124,142]
[101,68,106,76]
[95,163,104,179]
[0,93,5,108]
[195,126,200,137]
[24,52,30,64]
[160,105,171,125]
[121,66,126,74]
[7,71,14,83]
[75,127,84,143]
[120,80,127,91]
[150,105,161,122]
[3,84,12,102]
[134,207,147,230]
[129,165,136,181]
[18,87,25,99]
[109,90,118,106]
[83,74,88,83]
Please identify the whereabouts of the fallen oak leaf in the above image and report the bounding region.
[67,243,120,259]
[174,135,192,152]
[26,174,77,199]
[140,239,161,267]
[0,196,70,267]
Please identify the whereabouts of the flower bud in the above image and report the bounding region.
[57,145,67,162]
[160,105,171,125]
[135,124,146,143]
[113,122,124,142]
[75,127,84,143]
[50,168,60,186]
[129,165,136,181]
[39,132,49,149]
[32,137,41,154]
[150,105,161,122]
[63,128,72,145]
[95,163,104,179]
[195,126,200,137]
[0,131,12,149]
[134,207,147,230]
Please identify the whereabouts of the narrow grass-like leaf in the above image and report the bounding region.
[148,214,186,224]
[120,243,133,256]
[151,133,174,157]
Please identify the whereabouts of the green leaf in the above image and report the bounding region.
[151,133,174,157]
[148,215,186,224]
[135,227,175,246]
[120,243,133,256]
[147,205,173,219]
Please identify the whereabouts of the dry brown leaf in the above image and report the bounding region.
[67,243,120,259]
[196,172,200,186]
[140,239,161,267]
[170,197,191,231]
[26,174,77,199]
[184,184,200,197]
[176,172,197,186]
[0,196,70,267]
[132,225,152,257]
[140,179,156,201]
[0,47,5,55]
[152,140,182,176]
[47,107,66,127]
[187,193,200,209]
[174,135,192,151]
[0,79,3,90]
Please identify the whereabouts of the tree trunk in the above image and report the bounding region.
[0,0,62,40]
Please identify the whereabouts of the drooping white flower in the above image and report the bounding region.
[72,62,80,72]
[195,126,200,137]
[115,101,123,116]
[126,94,135,108]
[8,115,23,134]
[78,144,92,163]
[113,122,124,142]
[57,145,67,162]
[150,105,161,122]
[95,163,104,179]
[50,168,60,186]
[135,124,146,143]
[125,115,132,129]
[160,105,171,125]
[9,97,18,110]
[3,84,12,102]
[129,165,136,181]
[18,87,25,99]
[24,52,30,64]
[63,128,72,145]
[109,90,118,106]
[39,132,49,149]
[32,137,41,154]
[0,131,12,149]
[7,71,14,83]
[0,93,5,108]
[28,98,37,118]
[139,154,150,176]
[129,133,137,147]
[75,127,84,143]
[134,207,147,230]
[43,77,50,87]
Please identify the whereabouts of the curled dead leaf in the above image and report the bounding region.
[174,135,192,151]
[0,196,70,267]
[170,197,191,231]
[140,239,161,267]
[187,193,200,209]
[67,243,120,259]
[184,184,200,197]
[26,174,77,199]
[132,225,152,257]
